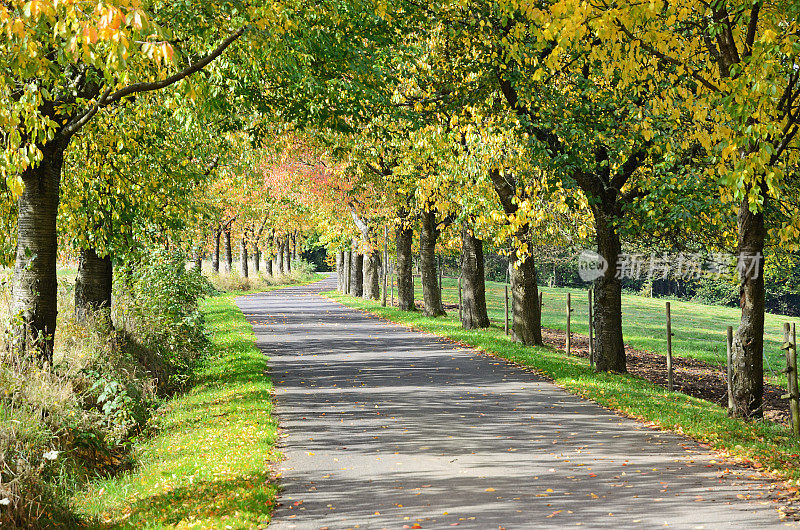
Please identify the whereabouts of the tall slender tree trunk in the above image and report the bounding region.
[593,208,626,372]
[420,209,445,317]
[223,226,232,274]
[240,236,249,278]
[396,220,415,311]
[731,192,766,418]
[350,245,364,297]
[75,248,113,324]
[276,238,284,274]
[254,245,261,274]
[12,140,68,363]
[363,250,380,300]
[336,251,345,292]
[344,250,352,293]
[292,231,298,260]
[283,236,291,274]
[194,250,202,271]
[212,227,221,273]
[460,227,489,329]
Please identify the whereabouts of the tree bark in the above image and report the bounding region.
[509,234,543,345]
[240,236,249,278]
[254,242,261,274]
[363,251,380,300]
[212,227,221,273]
[344,249,352,293]
[460,227,489,329]
[350,247,364,297]
[488,168,543,345]
[283,235,292,274]
[420,209,445,317]
[74,248,113,324]
[276,238,284,274]
[336,250,345,292]
[12,140,68,363]
[396,219,415,311]
[593,208,627,372]
[731,193,766,418]
[223,226,233,274]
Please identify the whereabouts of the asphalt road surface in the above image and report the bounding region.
[237,275,788,529]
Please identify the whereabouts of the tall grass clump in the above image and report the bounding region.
[208,258,317,293]
[0,250,212,528]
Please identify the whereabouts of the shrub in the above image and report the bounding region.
[0,250,213,527]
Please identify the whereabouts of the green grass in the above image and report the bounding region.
[412,277,798,386]
[328,290,800,485]
[73,293,280,529]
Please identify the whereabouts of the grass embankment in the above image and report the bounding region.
[328,290,800,485]
[75,293,280,528]
[424,277,797,386]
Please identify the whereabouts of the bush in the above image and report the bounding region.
[692,276,740,307]
[115,250,213,389]
[0,250,213,527]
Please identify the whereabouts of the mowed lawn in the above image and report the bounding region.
[396,276,797,387]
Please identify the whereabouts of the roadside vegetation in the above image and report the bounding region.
[0,253,316,528]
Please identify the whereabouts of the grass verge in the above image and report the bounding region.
[420,277,799,386]
[73,292,279,528]
[327,290,800,486]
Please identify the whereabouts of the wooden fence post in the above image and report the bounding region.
[588,288,594,368]
[504,285,509,336]
[566,292,572,356]
[666,301,673,391]
[783,323,800,435]
[726,325,734,412]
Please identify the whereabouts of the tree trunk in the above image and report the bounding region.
[509,229,543,346]
[420,209,445,317]
[74,248,113,324]
[350,248,364,297]
[193,248,202,271]
[396,221,415,311]
[240,236,249,278]
[254,244,261,274]
[12,140,67,363]
[223,226,232,274]
[593,208,626,372]
[731,193,766,418]
[266,249,274,276]
[276,239,284,274]
[363,250,380,300]
[344,250,352,293]
[460,227,489,329]
[336,251,345,292]
[283,236,291,274]
[212,227,221,273]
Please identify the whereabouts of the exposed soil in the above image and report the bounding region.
[540,327,792,425]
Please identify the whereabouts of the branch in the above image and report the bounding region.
[64,26,248,137]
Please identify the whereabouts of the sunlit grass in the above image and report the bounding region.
[329,290,800,485]
[73,293,280,529]
[406,277,798,386]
